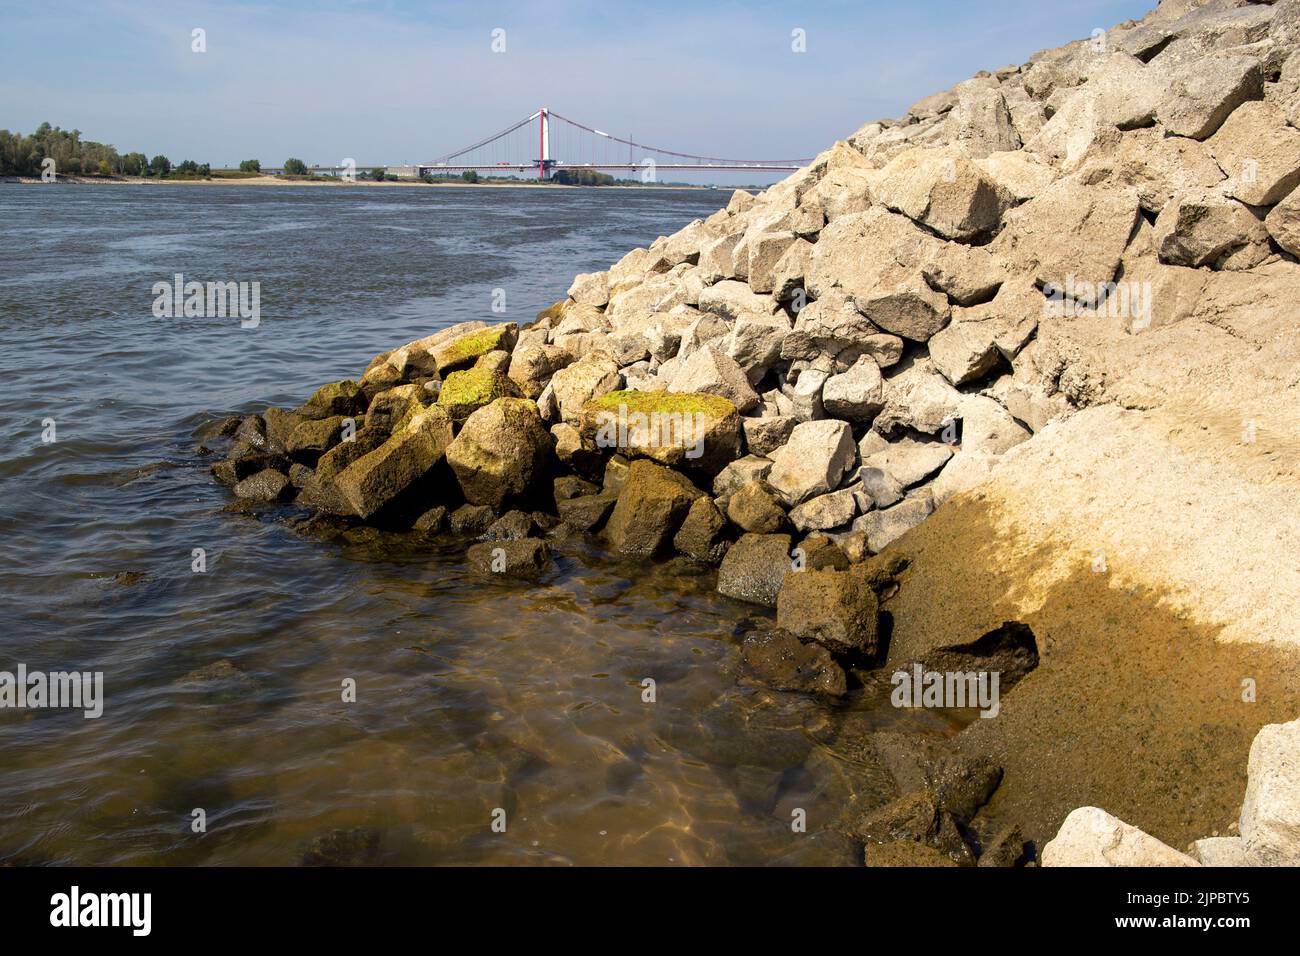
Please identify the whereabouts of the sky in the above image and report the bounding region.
[0,0,1156,184]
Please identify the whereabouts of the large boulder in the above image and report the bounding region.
[467,538,552,578]
[667,346,762,413]
[567,271,609,307]
[853,492,935,553]
[364,321,488,384]
[873,147,1014,242]
[1155,53,1263,140]
[788,487,858,533]
[727,480,789,534]
[766,419,857,506]
[1041,807,1200,867]
[1240,717,1300,866]
[716,532,794,607]
[431,323,518,375]
[508,343,575,400]
[1153,186,1271,271]
[874,357,965,437]
[672,496,730,564]
[944,79,1021,158]
[739,627,847,695]
[990,178,1141,305]
[547,352,622,424]
[333,407,455,519]
[446,398,553,510]
[821,356,885,422]
[1206,101,1300,207]
[861,437,954,489]
[603,459,703,555]
[437,367,523,422]
[1265,183,1300,257]
[776,566,879,654]
[580,390,743,474]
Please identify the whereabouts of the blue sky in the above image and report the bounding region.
[0,0,1155,181]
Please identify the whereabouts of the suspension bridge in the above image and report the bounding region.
[259,108,813,180]
[419,107,812,179]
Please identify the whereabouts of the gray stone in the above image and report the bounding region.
[767,419,856,506]
[717,533,794,607]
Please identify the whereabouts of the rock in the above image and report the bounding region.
[412,505,447,533]
[1081,127,1225,214]
[295,428,387,514]
[364,383,428,435]
[861,437,954,489]
[742,415,797,458]
[301,379,367,419]
[285,415,346,461]
[788,368,827,422]
[508,343,575,400]
[673,496,729,564]
[482,510,535,541]
[1156,53,1263,140]
[976,150,1055,202]
[821,356,884,422]
[288,462,313,489]
[603,459,703,555]
[334,408,455,519]
[991,178,1141,304]
[930,450,997,506]
[556,491,618,532]
[554,475,599,501]
[437,367,524,423]
[852,466,904,511]
[776,566,878,654]
[548,352,622,424]
[718,318,789,385]
[945,79,1021,158]
[713,455,774,498]
[1240,717,1300,866]
[696,279,776,321]
[667,346,761,414]
[865,841,959,867]
[870,732,1003,823]
[580,390,743,474]
[1190,837,1250,867]
[766,419,856,506]
[717,533,794,607]
[978,825,1029,867]
[745,232,798,294]
[959,395,1031,456]
[1041,807,1200,867]
[432,323,518,376]
[567,271,609,307]
[852,791,974,867]
[550,422,603,480]
[467,538,552,577]
[727,480,789,534]
[874,358,965,437]
[1153,186,1271,271]
[446,398,552,510]
[796,533,851,571]
[739,627,847,695]
[1266,182,1300,256]
[788,487,858,533]
[365,321,488,383]
[450,503,496,537]
[1206,100,1300,206]
[854,492,935,553]
[233,468,290,503]
[873,147,1014,242]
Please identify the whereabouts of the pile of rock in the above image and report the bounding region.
[205,0,1300,863]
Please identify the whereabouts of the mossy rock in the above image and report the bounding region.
[287,415,347,461]
[437,367,523,422]
[302,379,367,419]
[533,299,569,327]
[578,390,743,474]
[431,323,518,374]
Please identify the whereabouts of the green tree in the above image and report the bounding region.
[238,159,261,172]
[121,152,146,176]
[149,154,172,176]
[283,157,308,176]
[176,159,199,174]
[461,169,479,183]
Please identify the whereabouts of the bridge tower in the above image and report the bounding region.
[536,107,553,180]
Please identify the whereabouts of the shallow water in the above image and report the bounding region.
[0,183,949,865]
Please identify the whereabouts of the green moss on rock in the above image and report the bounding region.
[586,390,738,419]
[437,367,523,421]
[432,323,518,374]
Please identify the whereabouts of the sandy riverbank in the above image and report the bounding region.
[2,174,714,191]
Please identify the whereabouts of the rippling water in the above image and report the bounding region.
[0,183,948,865]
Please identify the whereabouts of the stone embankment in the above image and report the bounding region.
[206,0,1300,865]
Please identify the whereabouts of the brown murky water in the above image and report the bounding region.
[0,184,953,865]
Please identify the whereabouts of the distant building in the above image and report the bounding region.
[385,165,421,178]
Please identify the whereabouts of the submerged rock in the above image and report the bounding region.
[717,532,793,607]
[466,538,552,577]
[739,627,847,696]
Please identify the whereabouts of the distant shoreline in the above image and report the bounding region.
[1,174,717,191]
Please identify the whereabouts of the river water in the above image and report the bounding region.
[0,183,945,865]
